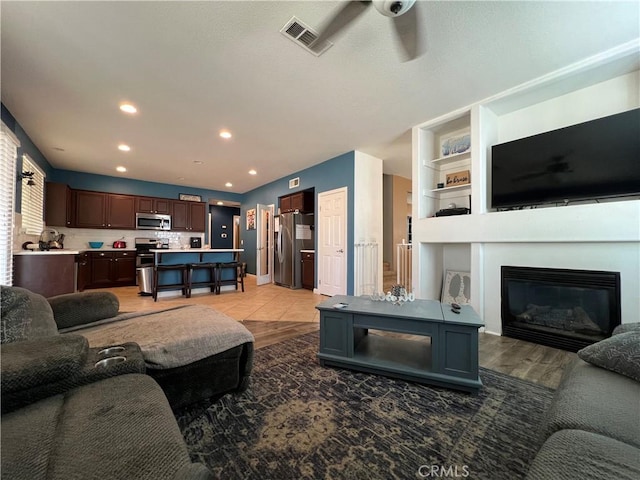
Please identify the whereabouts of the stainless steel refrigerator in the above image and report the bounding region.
[274,212,314,288]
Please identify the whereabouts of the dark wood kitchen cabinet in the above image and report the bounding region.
[136,196,170,214]
[171,201,206,232]
[74,191,135,229]
[45,182,73,227]
[82,251,136,290]
[108,195,136,229]
[13,254,76,297]
[280,191,314,213]
[301,251,315,290]
[75,190,107,228]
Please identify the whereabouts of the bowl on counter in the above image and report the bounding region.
[88,242,104,249]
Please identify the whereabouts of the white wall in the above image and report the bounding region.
[354,151,384,294]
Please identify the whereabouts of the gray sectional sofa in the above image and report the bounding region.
[526,324,640,480]
[0,285,226,479]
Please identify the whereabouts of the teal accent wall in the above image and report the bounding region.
[210,205,240,249]
[241,151,356,294]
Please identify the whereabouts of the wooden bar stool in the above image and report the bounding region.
[153,263,189,301]
[187,263,218,296]
[215,262,244,294]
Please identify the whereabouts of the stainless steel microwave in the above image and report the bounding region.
[136,213,171,231]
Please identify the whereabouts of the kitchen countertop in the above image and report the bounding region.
[81,248,136,253]
[150,248,244,253]
[14,250,80,255]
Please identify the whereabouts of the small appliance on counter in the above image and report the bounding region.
[190,237,202,249]
[113,237,127,248]
[39,229,65,250]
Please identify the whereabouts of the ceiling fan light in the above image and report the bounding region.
[372,0,416,17]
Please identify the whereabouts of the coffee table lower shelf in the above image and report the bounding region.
[318,333,482,393]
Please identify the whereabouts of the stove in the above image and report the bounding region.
[134,237,169,267]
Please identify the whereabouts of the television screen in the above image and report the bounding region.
[491,108,640,209]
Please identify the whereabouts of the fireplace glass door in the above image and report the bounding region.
[501,266,620,351]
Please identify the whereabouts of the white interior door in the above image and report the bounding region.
[317,187,347,296]
[256,203,274,285]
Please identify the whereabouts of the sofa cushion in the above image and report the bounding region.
[525,429,640,480]
[1,286,58,343]
[613,322,640,335]
[542,358,640,448]
[1,374,213,479]
[577,331,640,382]
[48,291,120,330]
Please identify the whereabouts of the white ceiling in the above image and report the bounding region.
[2,1,639,194]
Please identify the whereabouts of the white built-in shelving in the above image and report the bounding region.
[411,40,640,334]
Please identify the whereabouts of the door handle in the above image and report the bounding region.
[336,249,344,253]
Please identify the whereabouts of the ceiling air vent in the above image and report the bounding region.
[280,16,333,56]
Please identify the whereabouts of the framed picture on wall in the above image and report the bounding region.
[179,193,202,202]
[246,208,256,230]
[441,270,471,305]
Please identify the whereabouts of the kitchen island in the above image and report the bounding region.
[13,250,80,297]
[150,248,244,297]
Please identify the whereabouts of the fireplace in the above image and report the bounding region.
[501,266,621,352]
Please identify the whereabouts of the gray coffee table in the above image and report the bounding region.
[316,295,484,393]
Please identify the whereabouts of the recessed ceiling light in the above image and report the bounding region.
[118,144,131,152]
[177,177,185,180]
[249,169,257,175]
[217,201,224,205]
[219,130,232,139]
[225,182,233,187]
[119,103,137,114]
[116,166,127,173]
[193,160,204,165]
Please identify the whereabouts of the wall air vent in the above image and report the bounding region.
[280,16,333,56]
[289,177,300,189]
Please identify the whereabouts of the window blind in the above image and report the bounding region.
[0,122,19,286]
[20,154,45,235]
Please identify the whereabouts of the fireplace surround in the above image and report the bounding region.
[501,266,621,351]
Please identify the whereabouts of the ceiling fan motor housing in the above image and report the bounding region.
[372,0,416,17]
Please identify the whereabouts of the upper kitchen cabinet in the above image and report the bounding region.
[136,196,170,215]
[74,190,135,229]
[75,190,107,228]
[280,190,314,213]
[108,194,136,229]
[45,182,73,227]
[171,200,206,232]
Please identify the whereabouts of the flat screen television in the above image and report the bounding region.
[491,108,640,209]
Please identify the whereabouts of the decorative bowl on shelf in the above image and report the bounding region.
[88,242,104,248]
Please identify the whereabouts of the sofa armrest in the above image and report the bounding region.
[48,292,119,330]
[1,334,88,394]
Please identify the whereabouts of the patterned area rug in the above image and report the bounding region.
[175,332,554,479]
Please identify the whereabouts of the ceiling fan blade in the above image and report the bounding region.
[314,1,371,46]
[391,3,424,61]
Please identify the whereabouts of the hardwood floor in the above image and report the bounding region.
[99,276,576,389]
